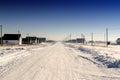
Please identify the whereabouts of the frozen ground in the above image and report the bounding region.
[0,43,54,78]
[0,42,120,80]
[66,43,120,68]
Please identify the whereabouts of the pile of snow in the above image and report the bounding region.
[65,43,120,68]
[78,46,120,68]
[0,48,25,57]
[0,47,31,77]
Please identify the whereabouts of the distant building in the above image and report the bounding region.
[22,37,46,44]
[26,36,38,44]
[39,38,46,42]
[22,36,41,44]
[76,38,85,43]
[46,40,55,43]
[116,38,120,44]
[37,38,40,43]
[22,38,29,44]
[71,39,77,43]
[2,34,22,45]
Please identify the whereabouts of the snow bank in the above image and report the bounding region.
[65,43,120,68]
[0,48,25,57]
[78,46,120,68]
[0,47,31,77]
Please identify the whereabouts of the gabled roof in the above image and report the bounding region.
[3,34,21,40]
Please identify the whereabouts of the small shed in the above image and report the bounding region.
[2,34,22,45]
[71,39,77,43]
[76,38,85,43]
[39,38,46,43]
[22,38,29,44]
[26,37,38,44]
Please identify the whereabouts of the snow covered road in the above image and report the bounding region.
[1,42,120,80]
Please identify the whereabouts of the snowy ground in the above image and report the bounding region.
[0,42,120,80]
[0,43,54,78]
[66,43,120,68]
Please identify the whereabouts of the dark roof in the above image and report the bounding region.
[38,38,46,42]
[39,37,46,39]
[26,36,37,40]
[3,34,21,40]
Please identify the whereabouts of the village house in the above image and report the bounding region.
[76,38,85,43]
[22,36,38,44]
[39,38,46,43]
[22,37,46,44]
[2,34,22,45]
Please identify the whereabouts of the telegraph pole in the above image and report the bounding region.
[0,24,2,46]
[81,34,85,44]
[106,28,108,47]
[70,34,71,43]
[18,30,20,34]
[91,32,93,46]
[18,30,20,45]
[104,33,105,46]
[27,33,29,44]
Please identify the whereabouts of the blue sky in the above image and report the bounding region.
[0,0,120,41]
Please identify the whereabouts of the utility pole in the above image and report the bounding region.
[106,28,108,47]
[18,30,20,45]
[81,34,85,44]
[27,33,29,44]
[70,34,71,43]
[18,30,20,34]
[104,33,105,46]
[0,24,2,46]
[91,32,93,46]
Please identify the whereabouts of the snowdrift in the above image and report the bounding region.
[78,46,120,68]
[65,43,120,68]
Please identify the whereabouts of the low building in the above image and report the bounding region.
[39,38,46,42]
[22,37,46,44]
[71,39,77,43]
[22,38,29,44]
[37,38,40,43]
[76,38,85,43]
[2,34,22,45]
[116,38,120,44]
[23,36,38,44]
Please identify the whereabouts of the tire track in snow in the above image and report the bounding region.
[64,46,79,80]
[31,70,39,80]
[64,43,120,80]
[19,48,54,80]
[2,43,120,80]
[1,44,55,80]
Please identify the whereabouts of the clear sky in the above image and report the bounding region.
[0,0,120,41]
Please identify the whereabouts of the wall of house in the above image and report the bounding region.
[19,36,22,45]
[3,40,19,45]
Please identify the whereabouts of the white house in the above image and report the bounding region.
[2,34,22,45]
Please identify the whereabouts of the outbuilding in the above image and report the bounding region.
[2,34,22,45]
[76,38,85,43]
